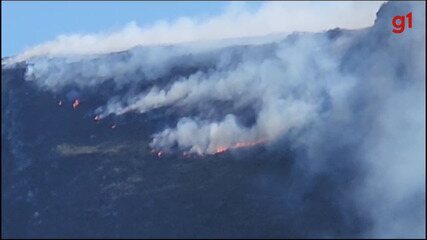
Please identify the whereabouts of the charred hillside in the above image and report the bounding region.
[2,1,425,238]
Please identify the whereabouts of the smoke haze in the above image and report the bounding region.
[2,1,425,238]
[6,1,384,63]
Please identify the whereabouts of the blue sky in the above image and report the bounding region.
[1,1,261,57]
[2,1,383,61]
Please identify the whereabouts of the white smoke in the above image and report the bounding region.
[79,34,348,155]
[143,36,345,154]
[7,1,384,63]
[9,1,426,237]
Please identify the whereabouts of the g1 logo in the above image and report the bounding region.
[392,12,413,34]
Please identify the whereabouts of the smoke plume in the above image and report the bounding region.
[6,1,384,63]
[4,1,425,238]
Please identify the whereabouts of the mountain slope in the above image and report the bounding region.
[2,1,425,238]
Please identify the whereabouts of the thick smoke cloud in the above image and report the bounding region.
[5,1,425,238]
[23,34,355,154]
[6,1,384,63]
[144,36,336,154]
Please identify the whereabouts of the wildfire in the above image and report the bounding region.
[215,146,228,154]
[214,139,266,154]
[151,149,163,158]
[182,151,193,158]
[151,139,266,157]
[72,99,80,109]
[58,100,63,106]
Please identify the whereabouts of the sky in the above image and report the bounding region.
[2,1,257,57]
[2,1,384,59]
[2,1,425,237]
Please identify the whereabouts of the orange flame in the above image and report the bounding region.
[72,99,80,109]
[215,139,266,154]
[152,139,265,157]
[215,146,228,154]
[151,149,163,158]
